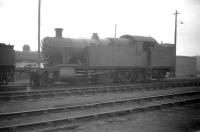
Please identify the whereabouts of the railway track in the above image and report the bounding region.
[0,90,200,132]
[0,78,199,92]
[0,79,200,101]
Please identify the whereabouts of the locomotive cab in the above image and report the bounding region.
[143,42,156,51]
[120,34,157,51]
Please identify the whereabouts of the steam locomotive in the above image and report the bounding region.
[39,28,175,85]
[0,43,15,85]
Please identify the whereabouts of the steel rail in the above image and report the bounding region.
[1,80,199,96]
[0,78,199,92]
[0,80,199,102]
[1,78,199,95]
[0,90,200,131]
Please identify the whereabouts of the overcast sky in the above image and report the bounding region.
[0,0,199,56]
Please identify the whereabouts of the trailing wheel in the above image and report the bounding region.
[118,71,132,83]
[130,71,137,82]
[136,71,146,81]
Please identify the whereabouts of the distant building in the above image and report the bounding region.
[23,44,30,52]
[14,45,40,81]
[15,45,39,68]
[195,56,200,74]
[176,56,197,76]
[159,43,175,47]
[15,51,38,63]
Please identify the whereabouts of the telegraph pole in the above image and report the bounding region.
[174,10,180,56]
[114,24,117,38]
[38,0,41,68]
[174,10,180,76]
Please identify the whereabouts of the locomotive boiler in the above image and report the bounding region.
[41,28,175,84]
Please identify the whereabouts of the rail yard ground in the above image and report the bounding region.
[0,78,200,132]
[59,103,200,132]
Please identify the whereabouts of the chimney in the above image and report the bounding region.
[55,28,63,38]
[91,33,99,40]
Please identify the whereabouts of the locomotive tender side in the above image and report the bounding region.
[41,28,175,84]
[0,43,15,85]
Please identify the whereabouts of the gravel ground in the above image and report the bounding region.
[55,103,200,132]
[1,93,196,127]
